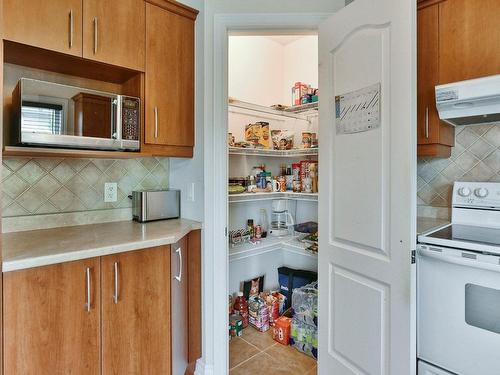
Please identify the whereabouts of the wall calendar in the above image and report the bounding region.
[335,82,381,135]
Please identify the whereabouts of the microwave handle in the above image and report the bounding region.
[111,98,118,139]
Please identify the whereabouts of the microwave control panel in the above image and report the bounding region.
[121,97,140,141]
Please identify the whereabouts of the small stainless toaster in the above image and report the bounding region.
[132,189,180,222]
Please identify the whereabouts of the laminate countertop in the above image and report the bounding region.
[417,217,450,235]
[2,219,202,272]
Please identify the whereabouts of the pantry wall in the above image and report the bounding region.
[227,34,319,374]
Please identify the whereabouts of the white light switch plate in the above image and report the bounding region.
[104,182,118,202]
[187,182,195,202]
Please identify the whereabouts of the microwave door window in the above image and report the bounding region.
[72,93,113,139]
[21,101,64,135]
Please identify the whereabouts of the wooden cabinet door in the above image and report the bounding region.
[417,4,440,145]
[417,3,454,157]
[145,3,195,147]
[3,0,83,56]
[101,246,171,374]
[83,0,145,71]
[439,0,500,84]
[171,238,189,375]
[3,258,101,375]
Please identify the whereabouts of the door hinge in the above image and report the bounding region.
[411,250,416,264]
[225,227,228,237]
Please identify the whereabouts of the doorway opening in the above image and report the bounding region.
[226,33,319,375]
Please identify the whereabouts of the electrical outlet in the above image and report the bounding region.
[104,182,117,203]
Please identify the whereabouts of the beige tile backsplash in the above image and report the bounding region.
[2,157,169,217]
[418,123,500,209]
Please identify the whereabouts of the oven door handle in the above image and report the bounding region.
[418,247,500,273]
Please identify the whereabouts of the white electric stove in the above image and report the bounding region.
[417,182,500,375]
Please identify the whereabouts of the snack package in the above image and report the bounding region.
[243,275,264,300]
[245,122,270,148]
[272,316,292,345]
[271,130,294,150]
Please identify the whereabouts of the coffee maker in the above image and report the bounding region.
[269,199,294,237]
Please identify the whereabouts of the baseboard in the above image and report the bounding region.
[194,358,214,375]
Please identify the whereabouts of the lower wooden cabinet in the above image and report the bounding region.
[3,257,101,375]
[101,246,171,374]
[171,237,189,374]
[2,231,202,375]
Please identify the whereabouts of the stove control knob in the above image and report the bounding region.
[474,187,489,198]
[458,187,472,197]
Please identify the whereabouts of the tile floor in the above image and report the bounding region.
[229,326,316,375]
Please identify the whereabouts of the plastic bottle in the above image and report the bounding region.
[247,219,254,240]
[259,208,269,238]
[233,292,249,328]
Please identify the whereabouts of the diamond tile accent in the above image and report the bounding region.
[16,160,46,184]
[3,174,30,199]
[2,156,169,217]
[469,137,495,160]
[418,123,500,207]
[17,188,45,212]
[51,161,76,184]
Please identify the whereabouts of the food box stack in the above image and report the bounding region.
[262,291,286,326]
[248,296,270,332]
[290,282,318,359]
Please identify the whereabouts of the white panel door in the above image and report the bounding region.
[318,0,416,374]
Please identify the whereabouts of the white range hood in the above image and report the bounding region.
[435,74,500,126]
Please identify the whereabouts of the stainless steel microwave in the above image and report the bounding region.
[11,78,140,151]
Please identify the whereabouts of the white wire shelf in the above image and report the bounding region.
[283,102,319,113]
[228,191,318,203]
[228,100,311,122]
[228,147,318,158]
[229,234,317,261]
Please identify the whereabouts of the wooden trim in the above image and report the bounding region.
[3,146,154,159]
[3,41,141,84]
[187,229,202,364]
[145,0,199,20]
[0,2,4,373]
[141,143,194,158]
[417,0,447,10]
[417,143,452,158]
[184,361,196,375]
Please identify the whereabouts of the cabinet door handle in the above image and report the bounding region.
[85,267,91,312]
[113,262,119,304]
[93,17,98,54]
[175,247,183,282]
[425,106,429,139]
[154,107,158,139]
[69,10,74,48]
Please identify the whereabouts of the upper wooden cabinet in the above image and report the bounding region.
[417,0,500,157]
[439,0,500,84]
[417,2,454,157]
[82,0,145,71]
[3,258,101,375]
[144,2,197,156]
[3,0,83,57]
[3,0,145,71]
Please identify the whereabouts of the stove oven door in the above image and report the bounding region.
[418,245,500,375]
